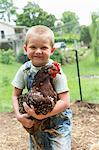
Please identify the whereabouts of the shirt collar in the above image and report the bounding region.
[30,59,52,72]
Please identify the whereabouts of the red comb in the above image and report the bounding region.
[49,62,61,78]
[51,47,56,53]
[53,62,60,72]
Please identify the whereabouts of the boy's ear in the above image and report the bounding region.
[51,47,56,54]
[24,45,27,52]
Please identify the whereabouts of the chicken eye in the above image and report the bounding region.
[52,68,56,71]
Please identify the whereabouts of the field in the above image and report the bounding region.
[0,101,99,150]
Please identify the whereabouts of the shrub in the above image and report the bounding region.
[55,34,80,43]
[16,49,29,63]
[0,49,15,64]
[51,48,65,65]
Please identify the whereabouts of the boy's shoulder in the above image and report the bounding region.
[20,60,32,71]
[17,61,32,75]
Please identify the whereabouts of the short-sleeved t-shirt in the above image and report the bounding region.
[11,59,69,94]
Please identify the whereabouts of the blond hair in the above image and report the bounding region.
[24,25,54,47]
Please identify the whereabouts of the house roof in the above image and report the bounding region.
[0,20,28,30]
[0,20,14,28]
[14,25,29,30]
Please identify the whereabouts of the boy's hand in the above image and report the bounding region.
[16,113,35,128]
[23,102,47,120]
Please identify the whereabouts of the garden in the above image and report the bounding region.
[0,47,99,150]
[0,1,99,149]
[0,48,99,112]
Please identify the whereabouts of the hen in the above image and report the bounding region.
[18,62,61,134]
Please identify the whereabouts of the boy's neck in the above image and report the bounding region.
[31,60,50,68]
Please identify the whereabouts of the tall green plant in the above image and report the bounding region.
[80,25,91,48]
[90,12,99,63]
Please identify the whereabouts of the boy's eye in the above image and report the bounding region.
[41,47,48,50]
[30,46,36,49]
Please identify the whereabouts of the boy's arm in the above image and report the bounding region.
[23,91,70,120]
[12,87,35,128]
[12,87,22,116]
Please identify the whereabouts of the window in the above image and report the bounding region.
[1,30,5,39]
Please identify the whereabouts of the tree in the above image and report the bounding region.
[80,25,91,48]
[0,0,17,22]
[54,20,64,35]
[16,2,56,29]
[61,11,80,33]
[90,12,99,63]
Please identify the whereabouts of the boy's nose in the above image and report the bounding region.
[35,48,42,54]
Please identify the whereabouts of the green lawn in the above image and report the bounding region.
[0,51,99,112]
[62,51,99,103]
[0,61,21,112]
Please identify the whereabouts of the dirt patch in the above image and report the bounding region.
[71,101,99,150]
[0,101,99,150]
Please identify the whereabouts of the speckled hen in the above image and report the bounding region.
[18,62,61,134]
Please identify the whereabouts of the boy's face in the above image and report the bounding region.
[24,34,53,67]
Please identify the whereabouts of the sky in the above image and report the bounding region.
[13,0,99,25]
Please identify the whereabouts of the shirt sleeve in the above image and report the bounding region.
[11,65,25,89]
[53,68,69,94]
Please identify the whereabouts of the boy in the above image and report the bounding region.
[12,25,72,150]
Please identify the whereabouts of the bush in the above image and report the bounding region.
[51,48,65,65]
[0,49,15,64]
[16,53,29,63]
[55,34,80,43]
[16,49,29,63]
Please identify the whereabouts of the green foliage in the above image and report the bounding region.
[0,0,17,22]
[0,49,15,64]
[16,2,56,29]
[51,48,65,65]
[16,49,28,63]
[61,11,80,34]
[80,25,91,48]
[90,12,99,63]
[65,48,91,64]
[55,34,80,43]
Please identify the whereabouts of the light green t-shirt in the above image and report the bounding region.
[11,59,69,94]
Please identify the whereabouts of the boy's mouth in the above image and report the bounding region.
[33,55,43,58]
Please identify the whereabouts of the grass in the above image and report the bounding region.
[0,61,21,112]
[0,51,99,112]
[62,51,99,103]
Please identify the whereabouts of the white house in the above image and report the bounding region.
[0,20,28,53]
[0,21,16,42]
